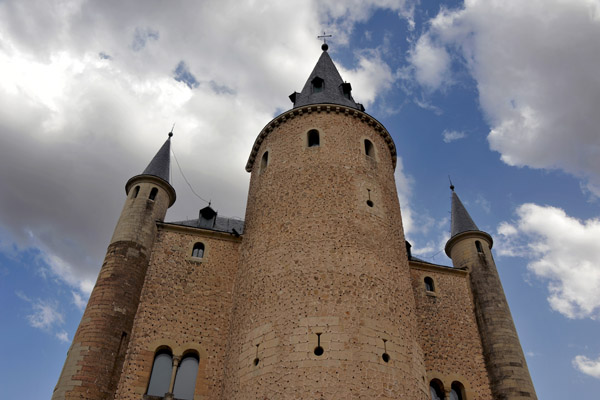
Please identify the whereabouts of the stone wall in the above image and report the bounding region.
[115,225,241,400]
[223,106,429,399]
[447,233,537,399]
[410,261,494,399]
[53,179,172,399]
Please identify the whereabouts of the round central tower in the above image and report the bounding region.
[223,48,428,399]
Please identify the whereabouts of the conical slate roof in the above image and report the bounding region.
[142,135,171,182]
[290,48,362,110]
[450,189,479,237]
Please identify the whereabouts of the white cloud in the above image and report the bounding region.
[56,330,70,343]
[442,129,466,143]
[497,203,600,319]
[72,291,87,311]
[20,296,64,331]
[0,0,413,295]
[573,354,600,379]
[394,157,415,236]
[410,0,600,195]
[407,33,451,90]
[340,48,395,107]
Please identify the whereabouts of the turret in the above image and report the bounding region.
[445,186,537,399]
[53,134,176,399]
[223,45,428,399]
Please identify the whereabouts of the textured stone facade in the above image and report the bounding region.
[223,107,428,399]
[53,179,174,399]
[410,261,494,399]
[115,225,240,400]
[446,233,537,399]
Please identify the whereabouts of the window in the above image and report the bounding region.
[146,349,173,397]
[364,139,374,157]
[192,242,205,258]
[132,186,140,198]
[173,353,199,400]
[450,381,466,400]
[341,82,352,99]
[475,240,483,254]
[430,379,444,400]
[308,129,320,147]
[149,187,158,201]
[424,277,435,292]
[312,76,324,93]
[260,151,269,172]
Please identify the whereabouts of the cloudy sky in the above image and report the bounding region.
[1,0,599,398]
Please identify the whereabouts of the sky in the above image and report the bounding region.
[0,0,599,398]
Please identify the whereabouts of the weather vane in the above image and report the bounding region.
[317,31,332,51]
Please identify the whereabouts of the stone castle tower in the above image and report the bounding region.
[53,45,537,400]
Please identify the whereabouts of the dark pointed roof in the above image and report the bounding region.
[290,48,362,110]
[450,189,479,238]
[142,135,171,182]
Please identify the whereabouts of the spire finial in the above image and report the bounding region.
[318,31,332,51]
[448,175,455,191]
[168,123,175,138]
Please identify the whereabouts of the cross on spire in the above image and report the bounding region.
[318,31,332,51]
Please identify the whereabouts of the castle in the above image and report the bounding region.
[53,44,537,400]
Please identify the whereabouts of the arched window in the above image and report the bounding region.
[424,277,435,292]
[146,348,173,397]
[192,242,205,258]
[450,381,466,400]
[149,187,158,201]
[173,353,199,400]
[364,139,374,157]
[308,129,320,147]
[260,151,269,172]
[475,240,483,254]
[429,379,445,400]
[132,186,140,198]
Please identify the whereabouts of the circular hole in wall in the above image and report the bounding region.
[366,200,374,207]
[253,358,260,366]
[382,353,390,363]
[314,346,324,356]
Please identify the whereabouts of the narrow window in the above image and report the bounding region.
[173,353,199,400]
[424,277,435,292]
[450,381,466,400]
[312,77,324,93]
[192,242,205,258]
[260,151,269,172]
[341,82,352,99]
[308,129,320,147]
[429,379,445,400]
[146,349,173,397]
[364,139,374,157]
[149,187,158,201]
[132,186,140,198]
[475,240,483,254]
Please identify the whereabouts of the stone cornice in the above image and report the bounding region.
[157,221,243,242]
[409,260,468,276]
[245,104,397,172]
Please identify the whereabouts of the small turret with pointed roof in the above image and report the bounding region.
[449,184,480,238]
[445,184,492,257]
[141,132,172,183]
[126,132,176,206]
[289,44,364,111]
